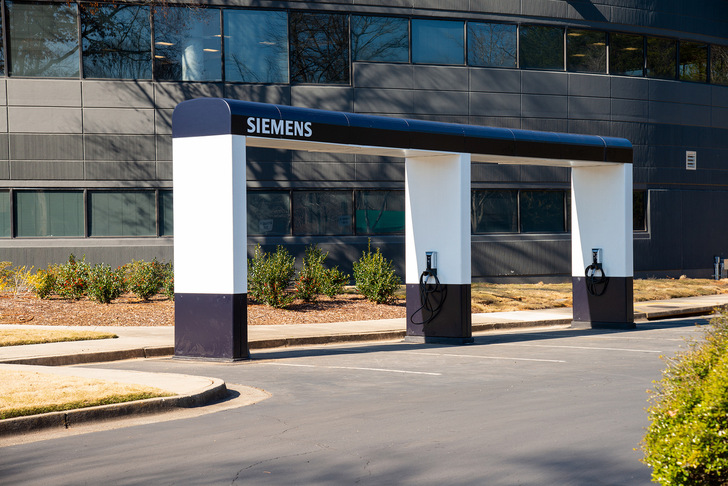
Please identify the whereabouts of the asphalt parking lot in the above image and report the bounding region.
[1,316,709,485]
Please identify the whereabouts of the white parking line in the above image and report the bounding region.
[405,351,566,363]
[493,343,662,353]
[260,362,442,376]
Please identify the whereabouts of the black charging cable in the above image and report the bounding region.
[585,261,609,297]
[410,270,447,326]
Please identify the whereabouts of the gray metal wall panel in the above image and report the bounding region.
[472,163,520,183]
[82,81,154,108]
[413,65,468,91]
[155,109,173,135]
[414,91,469,115]
[521,117,568,132]
[521,94,568,118]
[10,134,83,161]
[7,79,80,107]
[469,92,521,117]
[8,107,82,133]
[520,165,570,183]
[713,86,728,108]
[354,162,405,181]
[85,161,157,180]
[156,135,172,161]
[0,135,9,160]
[224,84,291,105]
[611,99,648,122]
[157,161,173,181]
[469,68,521,93]
[568,96,611,120]
[471,238,571,278]
[469,0,520,14]
[154,83,225,109]
[0,161,8,179]
[649,80,712,106]
[565,1,610,21]
[10,161,84,180]
[568,74,610,97]
[291,162,356,182]
[353,63,414,89]
[568,119,611,136]
[247,161,294,182]
[611,77,649,100]
[521,0,568,18]
[0,80,6,105]
[0,108,8,133]
[522,71,567,95]
[469,116,522,129]
[83,108,155,134]
[413,0,468,11]
[291,86,354,112]
[0,243,173,270]
[354,88,414,113]
[713,107,728,130]
[85,135,156,161]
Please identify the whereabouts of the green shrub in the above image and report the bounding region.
[642,311,728,485]
[294,245,350,302]
[248,245,296,308]
[321,266,349,299]
[124,259,165,300]
[55,255,90,300]
[353,241,400,304]
[161,262,174,301]
[87,264,126,304]
[32,266,58,299]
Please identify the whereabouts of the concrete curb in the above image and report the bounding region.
[0,346,176,366]
[0,377,228,437]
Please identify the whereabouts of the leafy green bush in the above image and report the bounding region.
[87,264,126,304]
[642,311,728,485]
[55,255,90,300]
[294,245,349,302]
[32,266,58,299]
[321,266,349,299]
[353,241,400,304]
[161,262,174,301]
[248,245,296,308]
[124,259,165,300]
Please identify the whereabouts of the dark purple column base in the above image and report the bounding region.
[406,283,472,343]
[572,276,635,330]
[174,293,248,361]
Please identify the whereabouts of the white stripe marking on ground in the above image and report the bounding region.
[404,351,565,363]
[493,343,662,353]
[260,362,442,376]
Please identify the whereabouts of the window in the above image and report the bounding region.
[155,7,222,82]
[646,37,677,80]
[351,16,409,63]
[467,22,517,68]
[633,190,647,231]
[7,2,79,77]
[81,4,151,79]
[224,9,288,83]
[159,190,173,236]
[711,44,728,86]
[519,25,564,70]
[519,191,566,233]
[14,191,83,237]
[609,33,644,76]
[567,29,606,73]
[0,191,10,237]
[89,191,155,237]
[679,42,708,83]
[412,19,464,65]
[293,191,352,235]
[355,190,404,235]
[471,190,518,233]
[248,191,291,236]
[289,12,348,84]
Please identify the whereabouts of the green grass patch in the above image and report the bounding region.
[0,329,117,347]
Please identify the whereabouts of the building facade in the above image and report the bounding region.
[0,0,727,281]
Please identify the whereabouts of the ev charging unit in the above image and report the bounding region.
[172,98,634,360]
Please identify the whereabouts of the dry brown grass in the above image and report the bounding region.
[0,370,172,420]
[0,329,117,347]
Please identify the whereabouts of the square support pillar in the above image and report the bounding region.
[405,153,473,344]
[173,134,249,360]
[571,163,634,329]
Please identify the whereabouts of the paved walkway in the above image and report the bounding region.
[2,293,728,436]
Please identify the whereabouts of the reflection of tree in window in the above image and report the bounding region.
[609,33,643,76]
[520,25,564,70]
[290,12,349,83]
[15,191,83,237]
[646,37,676,80]
[412,19,464,65]
[293,191,352,235]
[467,23,516,68]
[566,29,606,73]
[471,190,517,233]
[224,10,288,83]
[154,7,222,82]
[7,2,79,77]
[247,191,291,236]
[355,191,404,235]
[81,4,151,79]
[519,191,565,233]
[351,16,408,63]
[679,42,708,83]
[712,45,728,86]
[89,191,155,236]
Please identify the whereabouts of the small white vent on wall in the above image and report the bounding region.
[686,151,697,170]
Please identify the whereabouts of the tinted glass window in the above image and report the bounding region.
[633,190,647,231]
[412,19,464,65]
[610,33,643,76]
[520,191,565,233]
[712,45,728,86]
[289,12,348,84]
[89,191,155,237]
[472,190,518,233]
[248,191,291,236]
[519,25,564,70]
[355,190,405,235]
[567,29,606,73]
[351,16,408,63]
[646,37,677,80]
[15,191,83,237]
[467,22,516,68]
[225,10,288,83]
[155,7,221,82]
[159,190,173,236]
[679,42,708,83]
[0,191,10,237]
[81,4,151,79]
[293,191,352,235]
[7,2,79,77]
